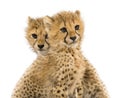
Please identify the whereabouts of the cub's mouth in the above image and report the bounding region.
[37,46,50,55]
[38,47,49,51]
[69,40,78,45]
[61,41,78,48]
[64,40,78,45]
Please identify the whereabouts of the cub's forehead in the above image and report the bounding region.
[27,24,45,35]
[36,27,46,35]
[54,12,80,25]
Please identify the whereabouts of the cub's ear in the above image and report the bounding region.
[28,16,34,23]
[27,16,38,27]
[43,16,54,27]
[43,16,54,32]
[75,10,80,17]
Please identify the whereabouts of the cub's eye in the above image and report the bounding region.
[45,34,48,39]
[60,27,67,33]
[75,25,80,30]
[32,34,37,39]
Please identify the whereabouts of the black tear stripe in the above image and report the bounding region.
[45,39,50,48]
[44,32,50,48]
[64,30,68,44]
[75,31,81,41]
[33,38,37,48]
[58,14,68,44]
[75,30,80,36]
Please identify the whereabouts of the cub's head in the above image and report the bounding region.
[44,10,84,49]
[26,17,49,55]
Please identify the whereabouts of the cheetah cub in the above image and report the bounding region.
[26,17,49,55]
[41,10,86,98]
[43,10,109,98]
[11,17,50,98]
[44,11,85,98]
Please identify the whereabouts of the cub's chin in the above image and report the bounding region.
[37,49,48,56]
[62,41,79,48]
[68,43,79,48]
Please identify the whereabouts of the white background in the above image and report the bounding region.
[0,0,120,98]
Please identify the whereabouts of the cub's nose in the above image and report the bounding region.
[70,36,76,41]
[38,44,44,49]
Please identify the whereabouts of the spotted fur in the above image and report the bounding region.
[11,10,109,98]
